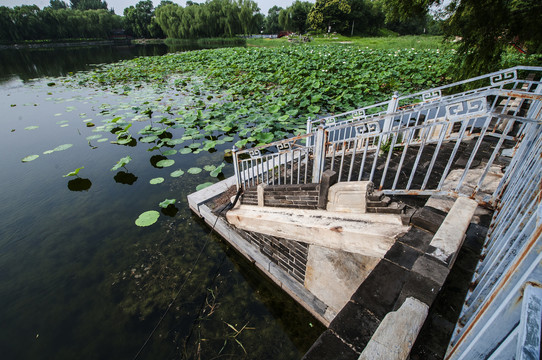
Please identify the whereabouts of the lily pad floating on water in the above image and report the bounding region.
[170,169,184,177]
[179,148,192,155]
[196,182,214,191]
[140,135,159,143]
[24,126,39,130]
[187,167,202,175]
[135,210,160,227]
[159,198,176,208]
[86,134,102,141]
[156,159,175,168]
[162,149,177,156]
[149,177,165,184]
[21,154,39,162]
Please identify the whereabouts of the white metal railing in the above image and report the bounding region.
[444,120,542,360]
[230,67,542,359]
[233,67,542,204]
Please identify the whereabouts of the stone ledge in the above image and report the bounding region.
[358,297,429,360]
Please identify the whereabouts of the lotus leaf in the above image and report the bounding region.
[135,210,160,227]
[187,167,202,175]
[21,154,39,162]
[179,148,192,154]
[162,149,177,156]
[149,177,165,184]
[111,156,132,171]
[25,126,39,130]
[156,159,175,168]
[159,199,176,208]
[63,167,84,177]
[170,169,184,177]
[196,182,214,191]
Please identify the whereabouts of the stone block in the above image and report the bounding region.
[351,259,408,319]
[329,301,381,353]
[302,330,360,360]
[327,181,374,213]
[318,170,338,209]
[411,206,447,233]
[427,197,478,267]
[411,255,450,286]
[358,297,429,360]
[396,227,434,253]
[395,271,441,308]
[385,241,423,270]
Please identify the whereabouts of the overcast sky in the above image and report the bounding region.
[1,0,312,15]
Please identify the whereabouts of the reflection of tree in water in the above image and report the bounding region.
[0,45,171,84]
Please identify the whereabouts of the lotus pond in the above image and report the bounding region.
[1,41,535,359]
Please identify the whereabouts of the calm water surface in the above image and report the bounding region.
[0,44,324,359]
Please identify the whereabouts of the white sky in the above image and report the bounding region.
[0,0,312,15]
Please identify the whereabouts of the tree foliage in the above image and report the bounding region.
[0,5,122,42]
[307,0,351,33]
[154,0,261,39]
[381,0,542,76]
[123,0,164,38]
[278,1,313,33]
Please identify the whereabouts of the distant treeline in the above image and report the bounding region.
[0,0,440,43]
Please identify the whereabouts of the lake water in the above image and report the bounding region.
[0,43,324,359]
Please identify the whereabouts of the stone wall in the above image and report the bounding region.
[241,230,309,284]
[242,183,320,210]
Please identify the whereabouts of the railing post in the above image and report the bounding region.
[306,116,312,148]
[312,125,326,183]
[383,91,399,140]
[232,145,240,190]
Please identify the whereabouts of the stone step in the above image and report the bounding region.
[367,191,384,202]
[367,196,391,207]
[366,202,405,214]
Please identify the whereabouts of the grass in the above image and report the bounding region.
[247,35,450,50]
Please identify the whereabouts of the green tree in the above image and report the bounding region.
[123,0,155,38]
[307,0,351,33]
[278,1,312,33]
[70,0,108,11]
[49,0,68,10]
[346,0,384,36]
[264,6,282,34]
[380,0,542,76]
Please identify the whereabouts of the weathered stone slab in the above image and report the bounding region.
[411,206,447,234]
[302,330,360,360]
[226,205,408,258]
[305,245,380,314]
[351,259,408,319]
[358,297,429,360]
[329,301,381,353]
[327,181,374,213]
[427,197,478,267]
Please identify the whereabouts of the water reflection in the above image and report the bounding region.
[161,205,179,217]
[114,171,138,185]
[67,178,92,191]
[0,42,245,84]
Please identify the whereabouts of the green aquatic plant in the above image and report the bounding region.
[187,167,202,175]
[111,156,132,171]
[170,169,185,177]
[149,177,164,184]
[159,198,176,208]
[21,154,39,162]
[135,210,160,227]
[156,159,175,168]
[63,166,84,177]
